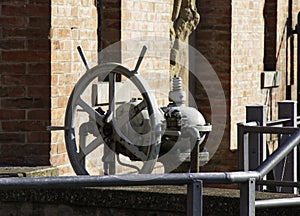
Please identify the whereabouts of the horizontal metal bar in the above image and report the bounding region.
[266,118,290,126]
[256,197,300,208]
[242,125,297,134]
[46,126,66,131]
[0,172,261,189]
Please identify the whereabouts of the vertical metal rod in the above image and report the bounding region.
[104,73,116,175]
[238,123,248,171]
[109,72,116,175]
[187,180,203,216]
[240,178,255,216]
[278,101,298,193]
[77,46,90,70]
[190,140,200,173]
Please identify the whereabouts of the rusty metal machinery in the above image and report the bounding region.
[49,46,211,175]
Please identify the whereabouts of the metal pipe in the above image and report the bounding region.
[0,172,260,190]
[256,197,300,208]
[255,128,300,178]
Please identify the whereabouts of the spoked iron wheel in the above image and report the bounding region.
[64,63,163,175]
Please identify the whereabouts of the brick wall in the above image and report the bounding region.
[195,0,233,171]
[50,0,98,175]
[1,0,299,176]
[0,0,51,166]
[49,0,172,175]
[121,0,171,107]
[97,0,121,62]
[195,0,299,173]
[230,0,265,150]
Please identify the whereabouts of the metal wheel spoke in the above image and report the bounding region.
[78,136,103,161]
[129,99,147,120]
[77,97,105,126]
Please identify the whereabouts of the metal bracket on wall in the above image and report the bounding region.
[261,71,281,88]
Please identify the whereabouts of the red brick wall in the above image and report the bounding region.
[195,0,299,173]
[264,0,277,71]
[98,0,121,50]
[0,0,51,166]
[97,0,121,64]
[195,0,234,172]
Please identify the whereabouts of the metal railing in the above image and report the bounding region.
[239,101,299,194]
[0,128,300,215]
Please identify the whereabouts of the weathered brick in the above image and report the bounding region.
[28,87,50,97]
[0,17,26,27]
[28,63,50,74]
[0,156,25,166]
[25,155,51,166]
[27,109,50,120]
[1,75,50,86]
[0,133,25,143]
[0,39,25,50]
[28,39,51,50]
[23,144,51,155]
[29,0,51,4]
[2,120,48,132]
[57,143,66,154]
[2,51,50,62]
[0,110,25,120]
[3,28,49,39]
[1,97,50,109]
[0,63,26,74]
[28,131,51,143]
[0,86,25,97]
[28,17,50,27]
[2,4,50,16]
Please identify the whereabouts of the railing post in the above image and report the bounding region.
[187,180,203,216]
[240,178,256,216]
[246,105,267,170]
[238,123,249,171]
[278,100,298,193]
[246,105,266,191]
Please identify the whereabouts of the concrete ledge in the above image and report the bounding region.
[0,185,299,215]
[0,166,59,177]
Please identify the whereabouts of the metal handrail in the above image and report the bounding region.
[0,129,300,215]
[0,171,261,189]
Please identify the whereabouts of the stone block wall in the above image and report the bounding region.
[0,0,51,166]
